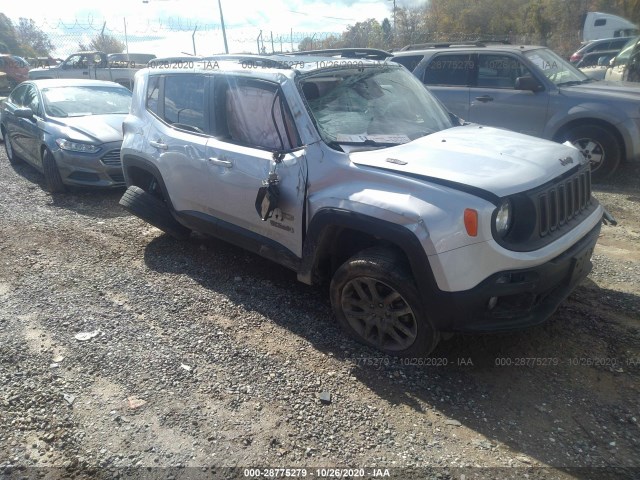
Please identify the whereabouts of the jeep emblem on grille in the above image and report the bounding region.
[559,156,574,166]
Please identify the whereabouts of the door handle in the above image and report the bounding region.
[208,157,232,168]
[149,140,168,150]
[475,95,494,103]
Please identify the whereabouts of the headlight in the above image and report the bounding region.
[495,200,512,237]
[55,138,101,153]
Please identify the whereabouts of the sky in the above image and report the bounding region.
[2,0,426,57]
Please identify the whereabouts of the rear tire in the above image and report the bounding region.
[561,124,621,180]
[42,148,66,193]
[119,185,191,240]
[330,247,440,357]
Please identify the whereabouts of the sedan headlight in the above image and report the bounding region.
[55,138,101,153]
[495,199,512,237]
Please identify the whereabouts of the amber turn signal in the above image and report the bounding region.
[464,208,478,237]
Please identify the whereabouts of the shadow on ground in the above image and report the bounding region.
[142,232,639,479]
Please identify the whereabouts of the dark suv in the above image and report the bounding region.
[569,37,633,64]
[391,42,640,179]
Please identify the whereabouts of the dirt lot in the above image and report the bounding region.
[0,145,638,480]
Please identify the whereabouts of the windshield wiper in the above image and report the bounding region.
[337,139,404,147]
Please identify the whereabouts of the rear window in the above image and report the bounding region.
[392,55,424,72]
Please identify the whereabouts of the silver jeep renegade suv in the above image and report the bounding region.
[120,51,604,357]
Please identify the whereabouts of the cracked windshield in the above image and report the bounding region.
[301,66,453,149]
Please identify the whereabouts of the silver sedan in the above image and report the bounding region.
[0,79,131,192]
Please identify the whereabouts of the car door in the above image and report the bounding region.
[205,75,306,257]
[18,84,43,164]
[144,73,219,214]
[468,53,550,137]
[4,84,38,164]
[60,54,90,79]
[420,53,473,120]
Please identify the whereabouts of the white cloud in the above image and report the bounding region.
[4,0,425,56]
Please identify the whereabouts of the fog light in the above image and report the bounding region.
[488,296,498,310]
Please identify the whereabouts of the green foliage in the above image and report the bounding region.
[79,34,125,54]
[16,18,54,57]
[0,13,20,54]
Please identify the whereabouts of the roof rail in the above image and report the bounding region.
[399,39,511,51]
[284,48,391,60]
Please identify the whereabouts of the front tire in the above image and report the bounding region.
[561,124,621,180]
[330,247,440,357]
[3,128,21,165]
[42,148,66,193]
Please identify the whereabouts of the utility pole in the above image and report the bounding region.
[217,0,229,53]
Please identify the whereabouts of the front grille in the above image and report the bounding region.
[537,168,591,237]
[101,149,121,166]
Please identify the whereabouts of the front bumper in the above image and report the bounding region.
[428,221,601,332]
[53,141,124,188]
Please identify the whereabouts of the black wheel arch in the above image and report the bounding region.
[121,154,178,212]
[299,208,440,297]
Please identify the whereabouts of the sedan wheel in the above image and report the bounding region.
[3,129,21,165]
[42,148,66,193]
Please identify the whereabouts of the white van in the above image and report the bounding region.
[582,12,638,42]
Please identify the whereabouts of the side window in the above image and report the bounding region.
[146,75,160,115]
[423,54,474,86]
[65,54,84,69]
[392,55,424,72]
[23,86,40,115]
[594,19,607,27]
[592,42,611,52]
[477,55,533,89]
[163,74,205,133]
[9,84,29,106]
[215,77,299,150]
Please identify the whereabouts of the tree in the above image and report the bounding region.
[15,18,53,57]
[79,32,125,54]
[0,13,20,54]
[381,18,392,47]
[341,19,385,48]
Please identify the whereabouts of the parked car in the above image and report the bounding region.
[391,43,640,179]
[569,36,633,64]
[576,50,619,80]
[605,35,640,83]
[1,79,132,192]
[0,54,30,94]
[28,51,141,89]
[118,52,604,357]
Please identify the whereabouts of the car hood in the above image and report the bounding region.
[560,80,640,100]
[349,125,586,198]
[51,114,126,144]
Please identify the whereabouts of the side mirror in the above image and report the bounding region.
[609,57,616,67]
[597,56,609,67]
[14,107,34,119]
[515,76,543,92]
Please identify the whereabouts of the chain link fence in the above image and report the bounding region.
[28,18,583,64]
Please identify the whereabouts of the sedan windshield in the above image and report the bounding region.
[301,65,453,149]
[524,48,590,86]
[42,86,132,117]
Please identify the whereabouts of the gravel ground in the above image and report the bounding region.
[0,146,638,480]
